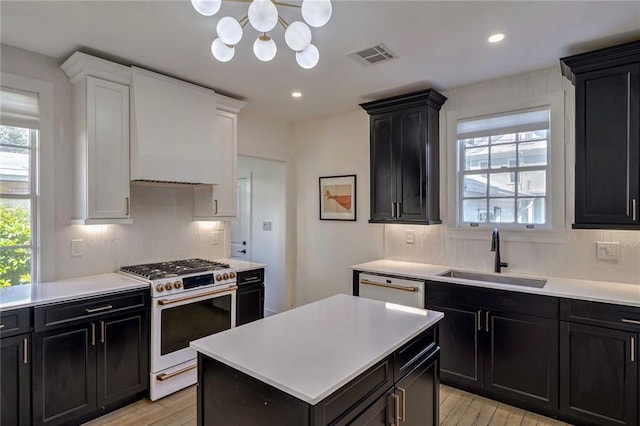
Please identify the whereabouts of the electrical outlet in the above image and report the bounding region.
[406,230,415,244]
[71,239,83,257]
[596,241,619,260]
[212,232,220,245]
[263,221,272,231]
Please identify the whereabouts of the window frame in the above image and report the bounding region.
[1,73,55,283]
[446,92,565,234]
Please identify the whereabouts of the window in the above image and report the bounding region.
[1,88,40,286]
[447,92,565,232]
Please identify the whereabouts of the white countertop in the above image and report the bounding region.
[350,259,640,308]
[0,273,148,310]
[191,293,443,404]
[216,258,267,272]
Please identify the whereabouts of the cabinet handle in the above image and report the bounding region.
[632,337,635,363]
[244,276,259,281]
[397,387,406,422]
[214,199,218,215]
[390,393,400,426]
[86,304,113,313]
[397,202,402,217]
[485,311,490,332]
[91,323,96,346]
[100,320,105,344]
[0,323,4,329]
[125,197,130,216]
[391,202,396,218]
[23,338,28,364]
[633,199,637,222]
[477,310,482,331]
[622,318,640,325]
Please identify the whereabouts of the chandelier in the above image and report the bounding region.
[190,0,332,69]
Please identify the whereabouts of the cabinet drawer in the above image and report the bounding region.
[237,269,264,286]
[34,290,148,332]
[394,327,437,381]
[0,307,31,338]
[426,280,558,319]
[560,299,640,330]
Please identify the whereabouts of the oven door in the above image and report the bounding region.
[151,285,236,373]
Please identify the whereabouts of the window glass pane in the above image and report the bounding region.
[518,129,547,141]
[0,199,31,246]
[0,247,31,286]
[491,133,516,144]
[463,198,487,223]
[0,125,30,147]
[463,174,487,198]
[519,170,546,196]
[517,198,546,224]
[489,173,516,197]
[490,144,516,169]
[0,146,30,194]
[463,147,489,171]
[519,141,547,166]
[489,198,515,223]
[463,137,489,148]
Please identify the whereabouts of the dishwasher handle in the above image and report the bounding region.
[360,278,419,293]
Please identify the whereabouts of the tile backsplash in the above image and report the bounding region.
[55,184,227,280]
[384,224,640,285]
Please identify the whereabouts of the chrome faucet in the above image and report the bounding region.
[490,228,508,273]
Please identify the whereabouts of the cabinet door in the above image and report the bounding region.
[1,334,30,426]
[394,106,428,223]
[484,311,558,409]
[370,114,395,221]
[96,311,148,408]
[86,76,130,220]
[560,322,637,426]
[32,324,97,426]
[395,349,439,426]
[426,303,483,390]
[574,63,640,227]
[237,282,265,326]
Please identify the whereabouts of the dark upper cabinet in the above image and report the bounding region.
[561,41,640,229]
[1,333,31,426]
[361,90,447,224]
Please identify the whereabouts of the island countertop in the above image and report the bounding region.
[190,293,443,405]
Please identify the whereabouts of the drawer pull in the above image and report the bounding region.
[86,304,113,314]
[23,338,28,364]
[157,364,197,381]
[622,318,640,325]
[243,276,259,282]
[361,279,419,293]
[0,323,4,329]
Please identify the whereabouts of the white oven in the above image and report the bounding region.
[358,272,425,308]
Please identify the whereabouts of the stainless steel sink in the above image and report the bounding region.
[438,270,547,288]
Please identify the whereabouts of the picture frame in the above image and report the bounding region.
[319,175,356,221]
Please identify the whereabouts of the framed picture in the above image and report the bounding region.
[319,175,356,221]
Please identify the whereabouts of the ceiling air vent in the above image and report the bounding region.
[347,43,396,66]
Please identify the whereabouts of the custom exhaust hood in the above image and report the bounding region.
[130,67,221,185]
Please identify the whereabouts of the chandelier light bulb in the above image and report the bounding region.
[296,43,319,69]
[253,35,277,62]
[191,0,222,16]
[217,16,243,45]
[301,0,332,28]
[248,0,279,33]
[211,38,235,62]
[285,21,312,52]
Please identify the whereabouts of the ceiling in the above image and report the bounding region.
[1,1,639,123]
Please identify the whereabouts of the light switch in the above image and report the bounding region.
[406,230,415,244]
[71,239,84,257]
[596,241,619,260]
[263,221,272,231]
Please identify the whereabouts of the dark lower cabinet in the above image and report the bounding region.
[347,391,395,426]
[1,333,31,426]
[237,281,264,326]
[560,322,638,426]
[394,349,439,426]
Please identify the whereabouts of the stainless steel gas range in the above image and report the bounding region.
[119,258,237,400]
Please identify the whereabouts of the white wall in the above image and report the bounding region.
[238,156,286,314]
[291,110,384,305]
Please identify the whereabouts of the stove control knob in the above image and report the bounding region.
[156,284,165,293]
[229,271,236,278]
[223,273,229,280]
[164,283,174,292]
[216,274,223,282]
[174,281,182,289]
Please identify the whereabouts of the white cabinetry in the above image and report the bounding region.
[194,97,246,220]
[61,53,133,224]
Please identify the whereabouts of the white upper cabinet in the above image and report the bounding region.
[61,53,133,224]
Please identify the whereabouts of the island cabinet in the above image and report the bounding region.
[31,289,149,426]
[0,308,32,426]
[560,41,640,229]
[360,90,447,225]
[236,268,265,326]
[425,281,559,414]
[559,299,639,426]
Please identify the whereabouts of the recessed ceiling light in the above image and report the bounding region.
[291,91,302,98]
[488,33,506,43]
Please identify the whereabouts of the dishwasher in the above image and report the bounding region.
[357,272,425,309]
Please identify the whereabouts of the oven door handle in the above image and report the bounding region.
[157,286,238,306]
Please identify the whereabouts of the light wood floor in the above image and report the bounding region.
[84,385,571,426]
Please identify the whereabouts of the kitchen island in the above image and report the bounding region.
[190,294,444,425]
